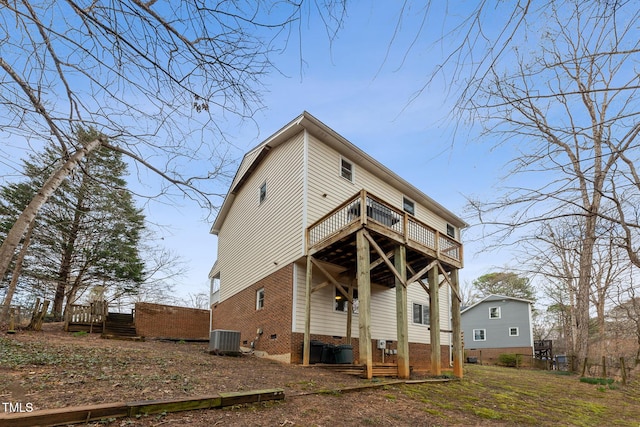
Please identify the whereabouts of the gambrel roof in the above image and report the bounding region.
[211,111,468,234]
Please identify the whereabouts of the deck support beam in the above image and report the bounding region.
[428,263,441,375]
[451,269,463,378]
[394,245,410,379]
[303,255,313,366]
[356,229,373,379]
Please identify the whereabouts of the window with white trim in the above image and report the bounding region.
[335,287,358,313]
[489,306,501,319]
[473,329,486,341]
[340,158,354,182]
[256,288,265,310]
[403,196,415,215]
[509,327,519,337]
[412,302,430,325]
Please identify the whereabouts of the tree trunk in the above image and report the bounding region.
[0,139,102,309]
[52,178,88,319]
[575,214,598,364]
[0,219,35,322]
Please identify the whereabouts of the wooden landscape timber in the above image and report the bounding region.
[0,389,285,427]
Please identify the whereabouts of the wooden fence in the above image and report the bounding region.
[64,301,107,333]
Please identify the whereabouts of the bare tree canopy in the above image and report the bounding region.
[0,0,347,312]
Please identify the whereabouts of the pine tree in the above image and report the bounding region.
[0,129,145,319]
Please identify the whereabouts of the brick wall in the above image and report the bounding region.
[135,302,209,340]
[211,263,452,371]
[211,264,294,361]
[290,332,451,371]
[465,346,534,366]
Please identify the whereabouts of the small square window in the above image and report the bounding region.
[509,327,519,337]
[340,158,353,182]
[489,306,501,319]
[259,181,267,204]
[473,329,486,341]
[403,196,415,215]
[446,224,455,238]
[256,288,265,310]
[412,302,430,325]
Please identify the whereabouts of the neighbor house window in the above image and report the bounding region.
[489,306,501,319]
[335,287,358,314]
[446,223,455,238]
[259,181,267,204]
[403,196,415,215]
[256,288,265,310]
[473,329,486,341]
[340,158,354,182]
[412,302,430,325]
[509,327,519,337]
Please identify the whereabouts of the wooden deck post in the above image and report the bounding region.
[451,269,463,378]
[346,284,354,344]
[303,255,313,365]
[394,245,410,379]
[428,264,441,375]
[357,229,373,379]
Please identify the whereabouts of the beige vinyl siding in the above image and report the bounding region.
[229,145,263,190]
[217,133,305,302]
[305,135,451,234]
[293,261,451,346]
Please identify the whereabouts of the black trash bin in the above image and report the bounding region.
[321,344,336,364]
[305,340,324,364]
[334,344,353,364]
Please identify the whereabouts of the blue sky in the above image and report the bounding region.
[0,2,520,303]
[162,2,517,300]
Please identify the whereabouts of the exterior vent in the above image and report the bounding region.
[209,329,241,355]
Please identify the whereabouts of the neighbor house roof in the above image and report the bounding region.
[461,294,534,315]
[211,111,468,234]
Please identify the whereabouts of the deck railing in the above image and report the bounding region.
[66,302,107,324]
[307,190,462,264]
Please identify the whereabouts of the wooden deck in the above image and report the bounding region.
[306,190,463,287]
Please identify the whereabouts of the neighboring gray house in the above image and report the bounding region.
[461,294,534,364]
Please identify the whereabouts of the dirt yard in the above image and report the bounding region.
[2,323,640,426]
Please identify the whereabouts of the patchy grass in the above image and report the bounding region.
[1,330,640,426]
[402,364,640,426]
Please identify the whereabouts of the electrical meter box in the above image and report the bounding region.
[377,339,386,349]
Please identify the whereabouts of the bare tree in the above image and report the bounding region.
[460,1,640,363]
[0,1,346,310]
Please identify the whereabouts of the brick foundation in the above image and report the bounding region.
[290,332,450,371]
[135,302,209,340]
[465,347,534,366]
[211,263,451,371]
[211,264,294,361]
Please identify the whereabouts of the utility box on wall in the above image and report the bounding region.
[209,329,241,355]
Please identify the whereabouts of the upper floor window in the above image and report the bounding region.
[446,223,456,238]
[340,158,354,182]
[259,181,267,204]
[509,327,519,336]
[489,306,501,319]
[403,196,415,215]
[412,302,430,325]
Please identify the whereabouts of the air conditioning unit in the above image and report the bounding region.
[209,329,241,355]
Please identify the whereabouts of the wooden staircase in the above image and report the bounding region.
[317,363,400,378]
[102,312,139,340]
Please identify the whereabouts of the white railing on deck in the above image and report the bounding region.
[307,190,462,264]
